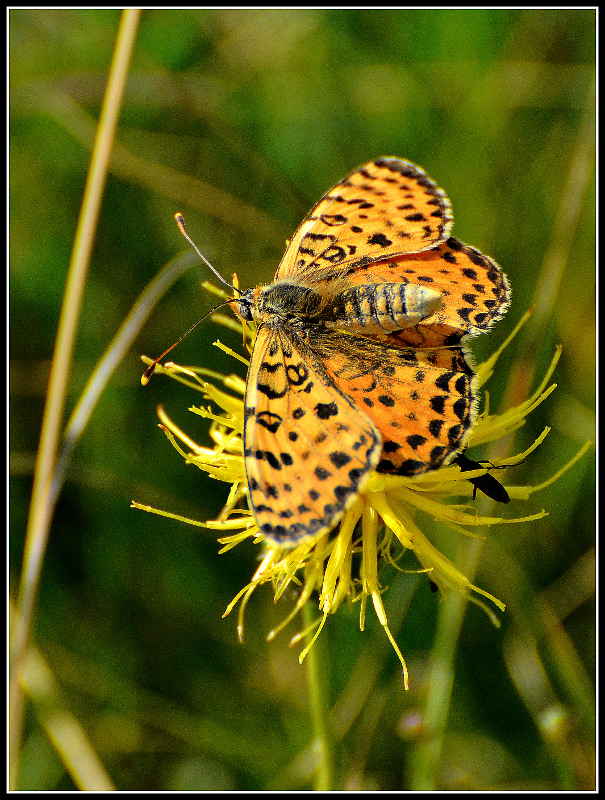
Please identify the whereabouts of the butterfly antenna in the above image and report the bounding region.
[142,214,240,386]
[175,213,238,292]
[141,300,234,385]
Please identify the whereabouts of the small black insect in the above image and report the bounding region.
[453,451,511,504]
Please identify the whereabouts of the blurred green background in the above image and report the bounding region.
[10,8,595,791]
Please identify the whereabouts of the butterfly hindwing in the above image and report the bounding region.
[243,324,382,544]
[310,330,477,475]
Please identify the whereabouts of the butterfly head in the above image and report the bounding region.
[233,287,260,323]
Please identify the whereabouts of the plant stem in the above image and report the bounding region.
[302,601,334,791]
[9,9,141,789]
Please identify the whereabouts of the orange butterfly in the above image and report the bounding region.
[231,158,510,545]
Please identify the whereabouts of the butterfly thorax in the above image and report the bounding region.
[236,281,324,326]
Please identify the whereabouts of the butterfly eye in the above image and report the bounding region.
[237,300,254,321]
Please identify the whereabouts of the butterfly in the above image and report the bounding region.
[232,157,510,545]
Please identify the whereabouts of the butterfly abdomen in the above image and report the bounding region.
[330,283,443,334]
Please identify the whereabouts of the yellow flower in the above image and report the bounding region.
[133,308,590,690]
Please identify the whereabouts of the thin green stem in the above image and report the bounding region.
[54,249,200,508]
[9,9,141,789]
[408,568,470,790]
[302,601,334,791]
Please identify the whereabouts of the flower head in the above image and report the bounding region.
[133,306,590,689]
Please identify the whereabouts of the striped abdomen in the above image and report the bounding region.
[331,282,443,334]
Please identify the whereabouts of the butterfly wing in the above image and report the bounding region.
[274,157,453,281]
[309,329,477,476]
[244,324,382,544]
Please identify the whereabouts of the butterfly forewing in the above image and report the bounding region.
[275,158,453,282]
[243,325,382,544]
